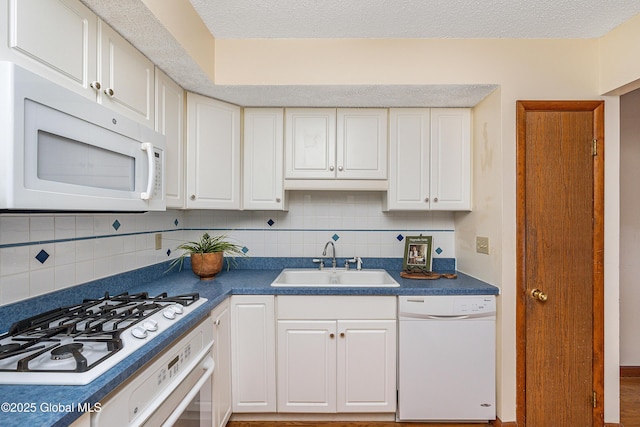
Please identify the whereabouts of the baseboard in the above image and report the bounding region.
[491,417,516,427]
[604,423,622,427]
[620,365,640,377]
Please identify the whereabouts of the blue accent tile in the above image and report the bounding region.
[397,234,404,241]
[35,249,49,264]
[267,219,275,227]
[166,249,171,257]
[241,246,249,254]
[435,247,443,255]
[332,233,340,241]
[174,219,179,227]
[112,219,121,231]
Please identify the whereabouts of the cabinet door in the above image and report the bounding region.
[98,21,155,127]
[1,0,97,99]
[387,108,431,210]
[155,69,185,208]
[285,108,336,179]
[336,108,388,179]
[336,320,397,412]
[230,295,276,413]
[277,320,337,413]
[186,93,241,209]
[211,299,232,427]
[430,108,472,210]
[243,108,285,210]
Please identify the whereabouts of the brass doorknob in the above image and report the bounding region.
[530,288,548,302]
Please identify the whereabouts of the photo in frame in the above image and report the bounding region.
[402,235,433,272]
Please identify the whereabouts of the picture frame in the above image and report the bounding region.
[402,235,433,272]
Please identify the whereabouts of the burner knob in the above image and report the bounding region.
[131,326,148,339]
[170,304,184,315]
[162,308,176,320]
[142,319,158,332]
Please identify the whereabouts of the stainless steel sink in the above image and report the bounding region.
[270,268,400,287]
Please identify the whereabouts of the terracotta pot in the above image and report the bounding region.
[190,252,224,280]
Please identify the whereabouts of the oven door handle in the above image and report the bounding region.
[160,355,214,427]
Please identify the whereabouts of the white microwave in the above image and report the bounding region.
[0,62,165,212]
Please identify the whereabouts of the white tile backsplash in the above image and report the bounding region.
[0,192,455,306]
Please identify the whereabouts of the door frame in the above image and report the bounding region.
[515,100,605,426]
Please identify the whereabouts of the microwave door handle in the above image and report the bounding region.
[140,142,155,200]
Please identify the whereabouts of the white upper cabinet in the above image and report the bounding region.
[387,108,472,211]
[243,108,286,210]
[430,108,472,210]
[336,108,388,179]
[285,108,388,190]
[387,108,431,210]
[2,0,154,127]
[98,22,155,126]
[155,69,184,208]
[186,93,241,210]
[1,0,97,96]
[285,108,337,179]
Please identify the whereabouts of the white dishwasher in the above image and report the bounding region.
[397,295,496,422]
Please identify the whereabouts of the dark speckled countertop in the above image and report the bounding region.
[0,257,498,427]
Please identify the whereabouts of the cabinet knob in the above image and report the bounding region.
[338,165,343,171]
[329,333,335,339]
[104,88,115,97]
[276,198,281,203]
[214,319,220,326]
[433,197,439,203]
[329,165,335,172]
[425,197,429,203]
[190,195,196,200]
[90,81,102,91]
[340,332,345,338]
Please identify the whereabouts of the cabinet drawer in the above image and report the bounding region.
[276,296,396,320]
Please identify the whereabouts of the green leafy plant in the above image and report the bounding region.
[168,232,246,272]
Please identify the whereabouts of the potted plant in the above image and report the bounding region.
[169,232,246,280]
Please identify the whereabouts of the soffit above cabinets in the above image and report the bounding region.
[80,0,639,107]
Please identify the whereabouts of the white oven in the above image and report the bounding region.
[91,318,214,427]
[0,61,165,212]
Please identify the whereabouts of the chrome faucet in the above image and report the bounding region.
[323,241,337,269]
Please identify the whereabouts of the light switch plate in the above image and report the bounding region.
[155,233,162,250]
[476,236,489,254]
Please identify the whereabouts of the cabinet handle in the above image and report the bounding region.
[190,195,196,200]
[340,332,345,338]
[433,197,439,203]
[104,88,115,97]
[329,166,335,172]
[338,165,343,171]
[90,81,102,91]
[329,333,335,339]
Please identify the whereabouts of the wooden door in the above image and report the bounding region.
[516,101,604,426]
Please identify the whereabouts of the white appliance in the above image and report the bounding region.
[0,61,165,212]
[397,295,496,421]
[92,316,214,427]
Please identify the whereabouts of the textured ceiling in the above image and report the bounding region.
[190,0,640,39]
[79,1,639,107]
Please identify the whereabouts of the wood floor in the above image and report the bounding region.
[228,377,640,427]
[621,376,640,427]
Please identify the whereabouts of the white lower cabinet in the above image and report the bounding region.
[230,295,277,413]
[211,298,232,427]
[276,296,397,413]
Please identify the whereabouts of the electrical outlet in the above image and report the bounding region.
[476,236,489,254]
[155,233,162,250]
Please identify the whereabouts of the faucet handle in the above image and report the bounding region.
[346,256,363,270]
[312,258,325,270]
